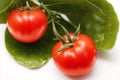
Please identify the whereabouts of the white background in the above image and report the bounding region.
[0,0,120,80]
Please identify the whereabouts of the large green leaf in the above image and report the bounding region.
[4,0,119,68]
[5,27,55,69]
[38,0,119,50]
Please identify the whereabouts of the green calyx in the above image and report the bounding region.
[58,43,74,52]
[52,20,81,52]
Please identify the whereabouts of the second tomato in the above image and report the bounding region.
[7,6,48,43]
[52,33,96,76]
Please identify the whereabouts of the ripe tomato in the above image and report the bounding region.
[52,33,96,76]
[7,6,48,43]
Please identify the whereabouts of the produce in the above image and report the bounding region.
[52,33,96,76]
[0,0,119,69]
[7,4,48,43]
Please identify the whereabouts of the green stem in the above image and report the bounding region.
[30,0,77,30]
[55,21,73,43]
[30,0,41,6]
[26,1,30,11]
[72,23,81,41]
[41,3,51,16]
[51,11,77,28]
[16,0,23,11]
[30,0,80,45]
[52,19,66,44]
[30,0,51,15]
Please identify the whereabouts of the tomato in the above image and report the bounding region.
[7,6,48,43]
[52,33,96,76]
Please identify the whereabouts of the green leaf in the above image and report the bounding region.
[5,27,55,69]
[38,0,119,50]
[0,0,20,23]
[0,0,13,14]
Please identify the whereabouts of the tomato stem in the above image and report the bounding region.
[51,11,77,28]
[30,0,41,6]
[55,21,73,43]
[73,23,81,41]
[30,0,51,15]
[30,0,78,29]
[41,3,51,16]
[30,0,81,51]
[16,0,24,11]
[52,19,66,44]
[26,1,31,11]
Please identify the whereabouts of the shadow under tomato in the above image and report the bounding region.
[97,50,110,58]
[97,50,114,61]
[65,50,113,80]
[65,68,95,80]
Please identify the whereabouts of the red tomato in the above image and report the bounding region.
[52,33,96,76]
[7,6,48,43]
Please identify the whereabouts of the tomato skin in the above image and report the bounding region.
[7,6,48,43]
[52,33,96,76]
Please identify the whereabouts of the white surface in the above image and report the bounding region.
[0,0,120,80]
